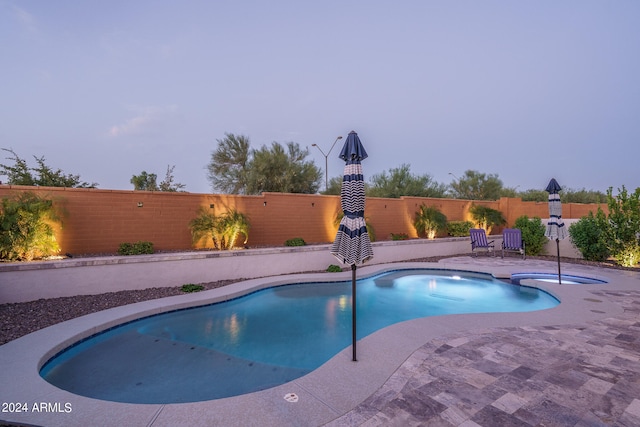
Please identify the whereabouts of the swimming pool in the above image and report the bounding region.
[40,269,558,404]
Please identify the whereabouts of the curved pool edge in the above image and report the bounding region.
[0,258,636,427]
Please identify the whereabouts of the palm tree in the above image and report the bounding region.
[469,205,506,234]
[217,209,250,249]
[413,204,447,239]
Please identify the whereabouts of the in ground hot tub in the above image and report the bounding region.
[511,273,607,285]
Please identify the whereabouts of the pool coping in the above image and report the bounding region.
[1,257,638,427]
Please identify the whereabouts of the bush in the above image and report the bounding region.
[118,241,154,255]
[189,208,250,250]
[0,192,61,261]
[603,186,640,267]
[326,264,342,272]
[181,283,205,293]
[390,233,409,240]
[514,216,547,256]
[413,204,447,239]
[285,237,306,246]
[447,221,474,237]
[569,211,610,262]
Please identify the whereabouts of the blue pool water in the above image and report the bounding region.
[511,273,607,285]
[41,269,559,404]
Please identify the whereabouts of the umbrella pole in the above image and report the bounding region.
[556,239,562,284]
[351,264,357,362]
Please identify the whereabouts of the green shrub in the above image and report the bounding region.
[326,264,342,272]
[569,211,610,262]
[514,216,547,256]
[285,237,306,246]
[603,186,640,267]
[118,241,154,255]
[0,192,61,261]
[181,283,205,293]
[447,221,474,237]
[413,204,447,239]
[390,233,409,240]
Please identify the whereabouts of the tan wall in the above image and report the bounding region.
[0,185,606,256]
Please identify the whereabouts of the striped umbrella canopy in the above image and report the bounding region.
[330,130,373,362]
[544,178,567,283]
[544,178,568,240]
[331,131,373,266]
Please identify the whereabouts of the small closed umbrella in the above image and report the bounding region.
[330,131,373,362]
[544,178,568,283]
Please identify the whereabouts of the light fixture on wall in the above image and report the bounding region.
[311,202,315,207]
[263,201,267,207]
[137,202,143,208]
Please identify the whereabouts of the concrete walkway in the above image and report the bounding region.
[1,257,639,426]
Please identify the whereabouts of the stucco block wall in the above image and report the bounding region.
[0,185,605,256]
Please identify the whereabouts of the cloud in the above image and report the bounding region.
[12,5,38,34]
[108,105,178,138]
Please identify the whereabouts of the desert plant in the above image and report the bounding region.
[390,233,409,240]
[189,208,250,250]
[447,221,474,237]
[117,241,154,255]
[189,208,219,248]
[326,264,342,272]
[413,204,447,239]
[469,205,506,234]
[181,283,205,293]
[514,216,547,256]
[569,211,610,262]
[0,192,61,261]
[216,209,250,249]
[285,237,306,246]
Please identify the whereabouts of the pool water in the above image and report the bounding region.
[40,269,559,404]
[511,273,607,285]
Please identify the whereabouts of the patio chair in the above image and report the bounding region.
[470,228,495,257]
[502,228,526,259]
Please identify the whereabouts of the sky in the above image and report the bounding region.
[2,1,639,194]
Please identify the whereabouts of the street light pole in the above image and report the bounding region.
[312,136,343,191]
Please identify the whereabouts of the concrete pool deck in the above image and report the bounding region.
[1,256,639,426]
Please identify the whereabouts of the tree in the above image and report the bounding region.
[131,165,185,192]
[469,205,506,234]
[189,208,250,250]
[0,148,97,188]
[449,170,502,200]
[322,176,343,195]
[367,164,447,198]
[158,165,186,192]
[207,133,251,194]
[519,189,548,202]
[413,204,447,239]
[246,142,322,194]
[131,171,158,191]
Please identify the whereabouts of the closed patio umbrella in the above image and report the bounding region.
[544,178,568,284]
[330,131,373,361]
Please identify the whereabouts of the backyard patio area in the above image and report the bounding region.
[1,254,639,426]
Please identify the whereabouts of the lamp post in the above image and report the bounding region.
[312,136,343,191]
